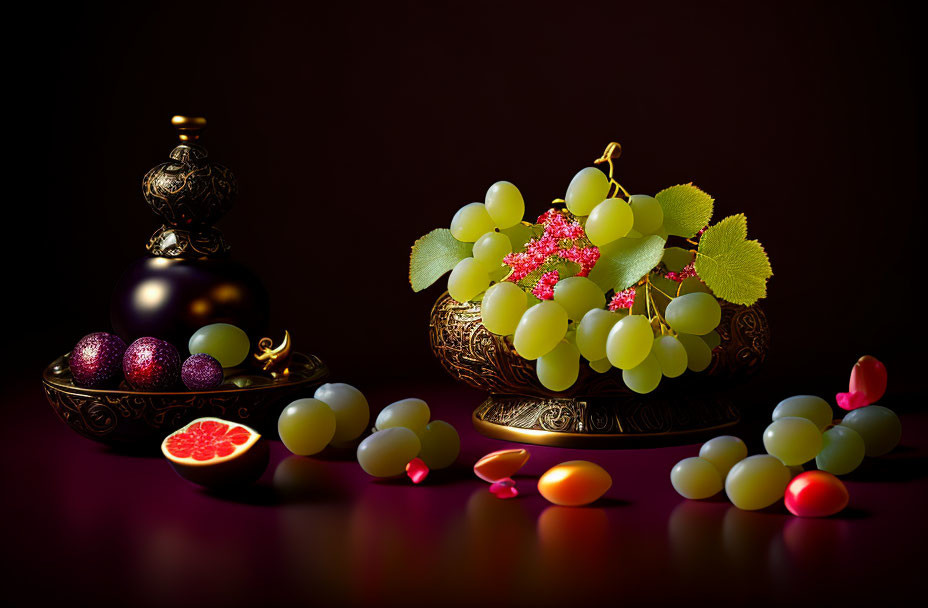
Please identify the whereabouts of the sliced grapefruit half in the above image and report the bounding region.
[161,417,269,488]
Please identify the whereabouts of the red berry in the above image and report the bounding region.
[784,471,849,518]
[70,332,127,388]
[123,337,181,391]
[849,355,887,404]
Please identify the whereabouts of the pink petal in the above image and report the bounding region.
[406,458,429,484]
[489,478,519,500]
[836,391,870,411]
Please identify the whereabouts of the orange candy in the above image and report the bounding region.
[537,460,612,506]
[474,448,530,482]
[849,355,887,404]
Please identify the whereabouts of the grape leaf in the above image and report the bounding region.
[655,184,714,238]
[409,229,473,292]
[694,214,772,305]
[588,235,666,291]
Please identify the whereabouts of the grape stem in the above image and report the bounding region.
[593,142,631,199]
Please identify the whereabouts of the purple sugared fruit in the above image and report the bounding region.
[69,332,127,388]
[182,353,224,391]
[123,337,181,391]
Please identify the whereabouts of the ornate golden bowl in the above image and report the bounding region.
[42,352,329,446]
[429,293,770,446]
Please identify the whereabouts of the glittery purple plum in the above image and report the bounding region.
[181,353,224,391]
[69,332,127,388]
[123,337,181,391]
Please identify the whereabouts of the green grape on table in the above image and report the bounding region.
[485,181,525,229]
[417,420,460,469]
[313,383,370,444]
[536,340,580,392]
[447,257,489,303]
[699,435,747,478]
[725,454,791,511]
[189,323,250,368]
[671,456,723,499]
[622,351,662,394]
[357,428,421,477]
[840,405,901,457]
[664,292,721,336]
[585,198,633,246]
[553,276,606,321]
[450,202,496,242]
[472,231,512,272]
[651,335,688,378]
[513,301,568,360]
[629,194,664,235]
[375,398,431,435]
[772,395,834,430]
[480,282,527,335]
[763,416,823,466]
[565,167,610,216]
[589,357,612,373]
[676,333,712,372]
[662,247,694,272]
[816,425,866,475]
[278,398,336,456]
[576,308,623,361]
[606,314,654,370]
[700,330,721,350]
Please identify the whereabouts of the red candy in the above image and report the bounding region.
[405,458,429,484]
[489,478,519,499]
[836,390,869,411]
[849,355,887,405]
[784,471,849,517]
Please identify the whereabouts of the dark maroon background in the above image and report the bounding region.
[5,1,925,606]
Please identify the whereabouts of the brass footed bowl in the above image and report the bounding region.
[42,352,329,446]
[428,293,770,446]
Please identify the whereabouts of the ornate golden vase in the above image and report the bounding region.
[429,293,770,447]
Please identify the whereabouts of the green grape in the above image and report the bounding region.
[671,457,723,499]
[699,435,747,479]
[651,335,688,378]
[375,398,431,435]
[417,420,460,469]
[489,266,510,282]
[313,383,370,443]
[513,301,568,360]
[589,357,612,373]
[700,330,721,350]
[357,428,421,477]
[535,340,580,392]
[815,425,866,475]
[450,203,496,242]
[553,276,606,321]
[606,314,654,369]
[622,352,662,393]
[679,276,711,295]
[585,198,633,246]
[576,308,622,361]
[772,395,834,430]
[189,323,250,368]
[564,329,577,345]
[472,231,512,272]
[447,257,489,303]
[629,194,664,234]
[278,398,336,456]
[676,333,712,372]
[665,292,721,336]
[565,167,610,216]
[481,282,527,335]
[485,181,524,229]
[763,417,823,466]
[840,405,902,457]
[500,223,532,252]
[662,247,694,272]
[725,455,791,510]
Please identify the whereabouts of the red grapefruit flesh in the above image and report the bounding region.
[161,417,269,488]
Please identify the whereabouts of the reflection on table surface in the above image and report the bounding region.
[3,383,924,606]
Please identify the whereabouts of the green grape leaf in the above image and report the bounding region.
[694,214,772,305]
[655,184,714,238]
[588,235,666,291]
[409,229,473,292]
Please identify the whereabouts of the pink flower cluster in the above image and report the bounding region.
[503,210,600,285]
[608,288,636,311]
[532,271,559,300]
[666,262,697,283]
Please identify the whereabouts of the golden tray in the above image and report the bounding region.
[42,352,329,445]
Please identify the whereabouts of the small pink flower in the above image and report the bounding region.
[666,262,698,282]
[608,288,636,311]
[532,271,559,300]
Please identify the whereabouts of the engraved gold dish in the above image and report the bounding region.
[42,352,329,445]
[429,293,770,447]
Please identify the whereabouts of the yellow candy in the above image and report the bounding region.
[537,460,612,506]
[473,448,530,482]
